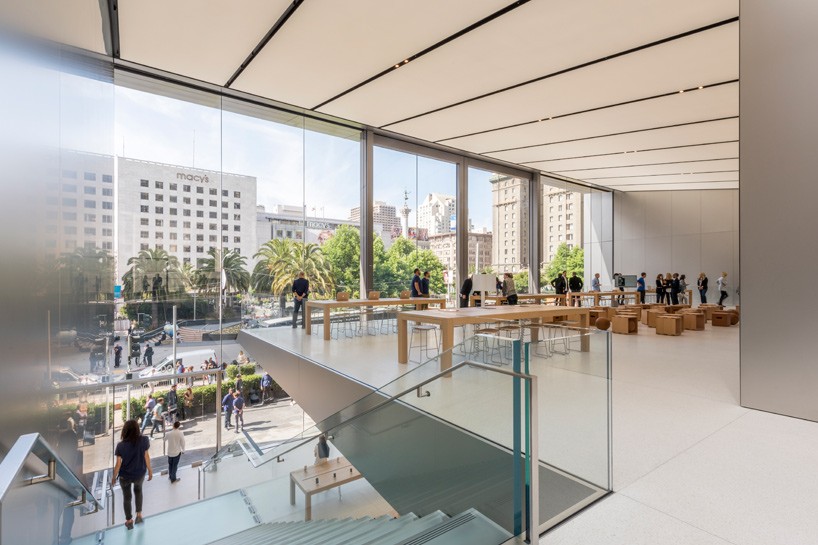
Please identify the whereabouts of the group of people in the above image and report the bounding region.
[411,268,433,298]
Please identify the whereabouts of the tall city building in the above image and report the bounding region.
[117,158,258,280]
[417,192,456,236]
[428,232,492,273]
[349,200,401,234]
[41,151,116,257]
[491,174,529,272]
[542,186,583,263]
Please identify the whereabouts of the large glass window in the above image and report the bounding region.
[373,147,455,298]
[468,167,530,292]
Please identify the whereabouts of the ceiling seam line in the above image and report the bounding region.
[311,0,531,110]
[580,169,739,181]
[381,16,739,128]
[603,180,739,187]
[481,116,739,154]
[518,140,739,164]
[436,79,739,143]
[225,0,305,88]
[553,158,740,173]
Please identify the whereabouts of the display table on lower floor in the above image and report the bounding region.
[290,457,362,521]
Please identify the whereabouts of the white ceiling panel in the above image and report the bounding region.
[314,0,737,126]
[232,0,510,109]
[369,22,737,139]
[556,159,738,179]
[0,0,106,54]
[441,82,738,154]
[614,181,739,192]
[581,171,737,186]
[530,142,739,172]
[487,117,738,164]
[119,0,293,85]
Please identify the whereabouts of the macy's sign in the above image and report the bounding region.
[176,173,211,183]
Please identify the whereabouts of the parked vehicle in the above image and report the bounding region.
[138,349,216,379]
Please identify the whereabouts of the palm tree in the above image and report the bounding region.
[60,247,115,302]
[252,239,335,299]
[197,248,250,294]
[121,247,180,327]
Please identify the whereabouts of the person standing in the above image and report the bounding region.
[670,273,681,305]
[166,385,178,423]
[591,273,601,292]
[114,343,122,368]
[502,273,517,305]
[655,274,666,304]
[679,274,689,304]
[698,272,709,304]
[421,271,431,297]
[181,387,193,421]
[235,374,244,398]
[717,272,729,306]
[410,268,421,297]
[615,272,626,304]
[459,275,473,308]
[222,388,234,430]
[111,419,152,530]
[568,272,584,306]
[637,272,647,304]
[551,271,567,305]
[165,421,184,484]
[232,390,245,433]
[291,271,310,329]
[143,344,154,367]
[314,434,331,464]
[261,371,273,404]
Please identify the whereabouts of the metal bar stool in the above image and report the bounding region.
[468,328,502,364]
[409,324,440,363]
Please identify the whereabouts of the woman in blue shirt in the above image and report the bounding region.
[111,419,152,529]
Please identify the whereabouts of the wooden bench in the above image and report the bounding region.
[612,314,639,335]
[656,315,683,336]
[290,457,362,521]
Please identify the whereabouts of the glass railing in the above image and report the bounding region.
[204,322,611,536]
[0,433,103,545]
[202,348,537,542]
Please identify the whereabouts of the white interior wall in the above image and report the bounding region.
[613,190,739,302]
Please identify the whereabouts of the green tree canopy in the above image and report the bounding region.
[121,247,180,300]
[252,239,335,298]
[543,243,584,285]
[321,225,360,296]
[374,237,445,296]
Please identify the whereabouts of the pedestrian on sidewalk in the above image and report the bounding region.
[222,388,234,429]
[165,421,184,483]
[233,390,245,433]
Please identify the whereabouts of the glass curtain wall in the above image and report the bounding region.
[372,146,456,299]
[467,167,530,293]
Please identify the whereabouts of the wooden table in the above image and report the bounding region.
[289,457,362,521]
[469,293,565,306]
[397,305,590,371]
[306,297,447,340]
[573,291,640,306]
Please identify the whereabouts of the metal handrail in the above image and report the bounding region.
[0,433,103,515]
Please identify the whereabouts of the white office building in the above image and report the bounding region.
[117,158,257,279]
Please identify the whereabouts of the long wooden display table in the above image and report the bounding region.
[397,305,590,371]
[469,293,565,306]
[289,456,362,521]
[571,291,640,306]
[305,297,447,341]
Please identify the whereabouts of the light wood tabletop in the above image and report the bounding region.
[397,305,590,371]
[305,297,446,340]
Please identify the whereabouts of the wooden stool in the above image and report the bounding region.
[682,312,706,331]
[656,315,683,336]
[711,311,732,327]
[646,309,667,328]
[612,314,639,335]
